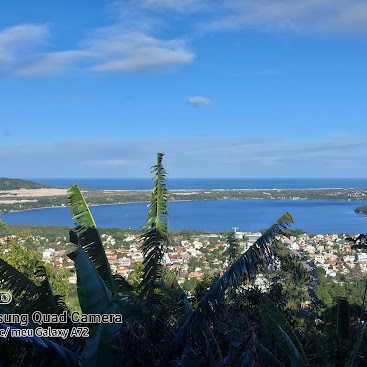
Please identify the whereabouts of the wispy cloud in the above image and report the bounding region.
[186,96,211,107]
[15,50,88,76]
[111,0,367,36]
[0,24,49,75]
[139,0,203,12]
[2,137,367,178]
[86,30,194,73]
[84,159,138,166]
[3,1,367,78]
[0,22,194,77]
[200,0,367,35]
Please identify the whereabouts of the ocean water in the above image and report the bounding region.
[26,178,367,191]
[1,200,367,234]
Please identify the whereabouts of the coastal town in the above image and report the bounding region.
[2,227,366,291]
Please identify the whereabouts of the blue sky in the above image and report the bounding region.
[1,0,367,178]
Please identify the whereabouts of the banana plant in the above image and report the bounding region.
[260,295,308,366]
[67,184,134,367]
[0,319,80,367]
[0,261,81,366]
[0,258,66,315]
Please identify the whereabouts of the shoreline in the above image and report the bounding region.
[1,197,367,215]
[0,187,367,215]
[101,187,365,192]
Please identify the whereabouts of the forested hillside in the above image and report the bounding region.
[0,177,49,190]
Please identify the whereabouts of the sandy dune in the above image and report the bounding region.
[0,188,67,198]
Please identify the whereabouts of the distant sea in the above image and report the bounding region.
[1,178,367,234]
[25,178,367,190]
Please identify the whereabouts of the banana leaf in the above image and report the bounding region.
[0,322,80,367]
[262,314,307,367]
[0,258,62,314]
[261,296,308,365]
[68,244,125,367]
[68,184,116,293]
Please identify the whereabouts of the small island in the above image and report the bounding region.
[355,205,367,215]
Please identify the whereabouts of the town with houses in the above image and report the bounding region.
[1,228,367,289]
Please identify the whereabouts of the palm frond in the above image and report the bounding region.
[262,296,308,365]
[67,183,96,233]
[144,152,169,233]
[113,274,134,294]
[255,342,286,367]
[202,325,224,367]
[68,184,116,293]
[325,296,351,362]
[262,314,308,367]
[335,296,351,343]
[173,293,193,327]
[139,153,169,300]
[0,258,62,314]
[165,213,294,364]
[346,322,367,367]
[138,228,167,299]
[34,262,67,314]
[0,322,80,367]
[0,258,39,311]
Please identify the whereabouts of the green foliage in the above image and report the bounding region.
[223,232,240,266]
[355,205,367,215]
[166,212,295,362]
[193,273,219,305]
[0,239,68,298]
[67,244,124,367]
[261,296,309,365]
[129,260,144,288]
[139,153,169,301]
[68,183,116,293]
[261,314,308,367]
[0,219,6,231]
[3,155,367,367]
[314,273,366,307]
[0,177,49,190]
[283,228,309,238]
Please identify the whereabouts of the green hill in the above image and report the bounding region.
[0,177,50,190]
[355,205,367,215]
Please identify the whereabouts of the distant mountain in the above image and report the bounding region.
[0,177,51,190]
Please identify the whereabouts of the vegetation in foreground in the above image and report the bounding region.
[0,155,367,366]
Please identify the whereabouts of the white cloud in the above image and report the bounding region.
[0,22,194,76]
[16,50,89,76]
[0,24,48,74]
[87,31,194,72]
[113,0,367,36]
[140,0,203,12]
[3,1,367,78]
[201,0,367,35]
[186,96,211,107]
